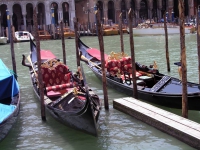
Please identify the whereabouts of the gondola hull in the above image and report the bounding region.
[31,81,99,136]
[0,59,20,141]
[0,94,20,141]
[78,38,200,110]
[22,39,101,136]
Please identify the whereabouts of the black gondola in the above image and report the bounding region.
[78,38,200,110]
[0,59,20,141]
[22,39,101,136]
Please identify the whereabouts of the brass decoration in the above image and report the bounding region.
[108,51,128,60]
[153,61,158,69]
[116,69,121,78]
[41,59,61,68]
[73,87,78,97]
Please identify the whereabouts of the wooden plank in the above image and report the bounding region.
[123,97,200,132]
[113,97,200,149]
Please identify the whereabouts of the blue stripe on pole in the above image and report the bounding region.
[6,10,11,42]
[172,12,174,22]
[51,8,55,25]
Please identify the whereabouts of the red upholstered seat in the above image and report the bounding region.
[120,57,142,77]
[41,67,54,86]
[55,64,69,74]
[41,64,72,97]
[120,57,132,73]
[105,59,121,75]
[124,64,132,74]
[120,57,131,66]
[46,82,74,92]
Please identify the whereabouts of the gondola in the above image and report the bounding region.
[78,38,200,110]
[22,39,101,136]
[0,59,20,141]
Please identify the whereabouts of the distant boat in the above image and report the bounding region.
[55,27,75,39]
[0,59,20,141]
[103,25,119,36]
[0,37,7,44]
[127,23,194,36]
[78,30,97,36]
[14,31,34,42]
[38,30,52,40]
[63,28,75,38]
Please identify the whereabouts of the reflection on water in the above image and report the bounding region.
[0,34,198,150]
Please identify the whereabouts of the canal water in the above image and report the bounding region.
[0,34,199,150]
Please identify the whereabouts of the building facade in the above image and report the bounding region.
[0,0,75,33]
[80,0,200,25]
[0,0,200,34]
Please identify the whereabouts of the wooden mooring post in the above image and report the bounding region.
[164,11,170,72]
[74,17,81,67]
[197,7,200,83]
[9,25,17,79]
[128,8,138,99]
[119,13,124,53]
[51,7,55,40]
[7,10,17,76]
[60,21,66,65]
[96,10,109,110]
[178,0,188,118]
[33,7,46,121]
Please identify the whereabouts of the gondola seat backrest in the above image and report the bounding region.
[121,57,142,77]
[120,57,132,74]
[41,64,71,88]
[54,64,71,84]
[105,59,121,75]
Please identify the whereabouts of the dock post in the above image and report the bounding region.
[74,17,80,67]
[119,13,124,53]
[51,7,55,40]
[96,10,109,110]
[197,7,200,83]
[33,7,46,121]
[164,11,170,72]
[9,25,17,79]
[60,21,66,65]
[128,8,138,99]
[6,10,11,43]
[178,0,188,118]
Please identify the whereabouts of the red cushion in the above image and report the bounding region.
[120,57,131,66]
[46,82,74,92]
[55,64,69,74]
[106,60,121,74]
[41,67,52,86]
[123,64,132,74]
[109,67,120,75]
[47,91,62,97]
[42,64,71,87]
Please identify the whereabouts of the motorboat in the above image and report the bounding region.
[14,31,34,42]
[127,23,194,36]
[0,37,7,44]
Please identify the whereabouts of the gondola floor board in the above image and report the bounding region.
[113,97,200,149]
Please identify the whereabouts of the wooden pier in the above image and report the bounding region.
[113,97,200,149]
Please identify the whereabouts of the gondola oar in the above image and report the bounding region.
[80,64,99,119]
[80,54,102,70]
[26,55,37,77]
[80,64,89,98]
